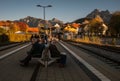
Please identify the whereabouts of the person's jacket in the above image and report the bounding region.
[49,44,61,57]
[30,42,45,55]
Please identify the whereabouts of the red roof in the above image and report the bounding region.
[27,27,39,32]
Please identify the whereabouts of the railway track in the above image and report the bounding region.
[66,41,120,70]
[0,42,29,51]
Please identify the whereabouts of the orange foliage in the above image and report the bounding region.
[0,21,11,26]
[27,27,39,32]
[0,21,39,33]
[14,22,28,32]
[0,21,29,32]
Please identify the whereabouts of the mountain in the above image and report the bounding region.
[73,9,112,24]
[48,18,63,26]
[86,9,112,23]
[19,16,42,27]
[19,16,64,27]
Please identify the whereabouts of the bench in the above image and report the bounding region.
[32,46,60,68]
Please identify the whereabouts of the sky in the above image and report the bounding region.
[0,0,120,23]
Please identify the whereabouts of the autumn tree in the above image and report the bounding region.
[17,22,28,32]
[89,19,101,35]
[0,28,6,34]
[109,11,120,37]
[8,22,17,33]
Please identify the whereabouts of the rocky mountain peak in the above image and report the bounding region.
[86,9,112,23]
[86,9,100,18]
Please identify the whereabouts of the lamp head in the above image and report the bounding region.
[36,5,42,7]
[47,5,52,7]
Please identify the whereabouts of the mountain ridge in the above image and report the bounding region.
[19,16,64,27]
[73,9,112,24]
[86,9,112,23]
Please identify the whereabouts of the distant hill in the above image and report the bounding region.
[19,16,42,27]
[19,16,64,27]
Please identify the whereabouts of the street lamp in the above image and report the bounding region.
[37,5,52,20]
[36,5,52,35]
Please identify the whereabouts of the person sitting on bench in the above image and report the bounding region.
[20,38,45,66]
[49,41,61,58]
[49,41,67,67]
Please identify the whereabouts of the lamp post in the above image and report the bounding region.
[37,5,52,35]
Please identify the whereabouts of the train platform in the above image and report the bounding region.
[35,41,92,81]
[0,41,120,81]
